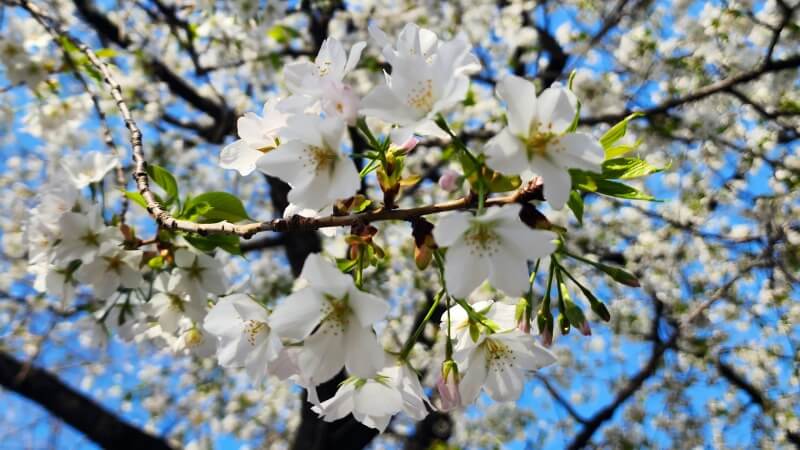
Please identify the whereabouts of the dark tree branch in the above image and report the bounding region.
[0,351,173,450]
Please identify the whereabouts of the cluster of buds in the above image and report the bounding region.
[346,222,385,262]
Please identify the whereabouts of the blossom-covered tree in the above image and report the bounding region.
[0,0,798,449]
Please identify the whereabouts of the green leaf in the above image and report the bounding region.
[567,191,584,225]
[267,25,300,44]
[123,191,148,209]
[600,112,643,150]
[604,140,641,159]
[183,192,250,223]
[570,170,658,201]
[184,233,241,255]
[146,164,179,205]
[486,173,521,193]
[601,157,668,180]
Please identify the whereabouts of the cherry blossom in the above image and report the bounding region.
[283,36,366,99]
[255,114,359,211]
[441,300,518,350]
[203,294,285,383]
[483,75,605,209]
[219,97,295,176]
[60,151,119,189]
[147,272,206,334]
[173,248,229,303]
[269,253,388,382]
[455,330,556,404]
[433,204,557,298]
[54,205,122,264]
[74,243,143,298]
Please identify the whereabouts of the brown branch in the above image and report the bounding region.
[0,350,173,450]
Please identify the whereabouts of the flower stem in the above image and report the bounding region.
[399,289,444,360]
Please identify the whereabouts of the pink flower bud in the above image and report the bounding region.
[436,360,461,411]
[438,169,460,192]
[436,375,461,412]
[518,318,531,334]
[398,136,419,153]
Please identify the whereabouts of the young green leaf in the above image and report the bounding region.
[600,112,643,150]
[146,164,179,205]
[567,191,584,225]
[184,233,241,255]
[601,157,668,180]
[183,192,250,223]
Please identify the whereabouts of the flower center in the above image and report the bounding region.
[525,130,557,160]
[80,230,100,247]
[407,79,434,112]
[103,254,124,273]
[184,328,204,347]
[463,223,500,258]
[303,145,338,175]
[243,319,268,346]
[485,338,515,371]
[319,293,351,335]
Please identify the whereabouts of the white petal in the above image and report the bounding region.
[484,361,524,402]
[497,75,537,137]
[344,325,385,378]
[219,140,263,176]
[315,383,355,421]
[488,253,529,298]
[269,288,326,340]
[344,41,367,75]
[348,290,389,327]
[328,158,360,203]
[354,381,402,418]
[484,128,528,175]
[443,241,490,299]
[299,253,352,298]
[536,85,577,134]
[432,211,471,247]
[298,322,346,383]
[530,157,572,210]
[360,84,419,124]
[553,132,604,173]
[255,140,310,187]
[495,222,557,262]
[458,346,488,405]
[229,294,269,322]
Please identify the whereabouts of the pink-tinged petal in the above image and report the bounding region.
[497,75,537,137]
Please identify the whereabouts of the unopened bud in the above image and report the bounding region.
[437,360,462,411]
[438,169,460,192]
[415,245,433,270]
[519,203,552,230]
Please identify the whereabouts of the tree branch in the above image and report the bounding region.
[0,351,173,450]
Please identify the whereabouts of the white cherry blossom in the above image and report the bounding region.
[55,205,123,264]
[455,330,556,404]
[203,294,285,383]
[74,243,143,298]
[441,300,518,350]
[61,151,119,189]
[283,36,365,98]
[269,253,389,383]
[219,97,294,176]
[147,272,207,334]
[312,360,428,431]
[256,114,359,211]
[361,26,480,143]
[484,75,605,209]
[173,248,229,303]
[432,204,557,298]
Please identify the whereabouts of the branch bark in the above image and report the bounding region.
[0,351,173,450]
